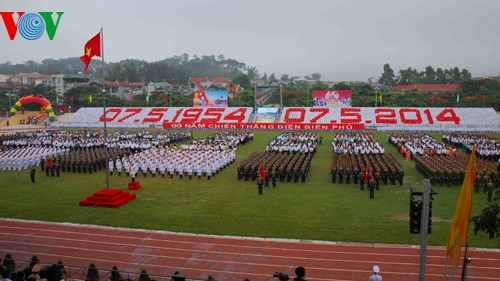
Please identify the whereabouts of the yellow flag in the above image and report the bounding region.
[379,93,383,103]
[446,146,475,266]
[89,95,92,103]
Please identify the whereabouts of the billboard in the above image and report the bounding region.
[313,90,352,107]
[193,91,228,107]
[255,86,281,108]
[255,108,279,123]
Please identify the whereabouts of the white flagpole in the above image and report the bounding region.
[101,27,109,190]
[451,232,461,281]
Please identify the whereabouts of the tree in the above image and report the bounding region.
[424,66,436,82]
[280,74,289,82]
[332,82,351,90]
[233,73,251,88]
[246,66,259,80]
[261,73,268,82]
[378,63,396,86]
[451,67,462,83]
[311,72,322,81]
[310,83,328,91]
[461,68,472,81]
[435,68,447,84]
[269,72,276,83]
[471,188,500,243]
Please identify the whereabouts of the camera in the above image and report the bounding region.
[273,272,289,281]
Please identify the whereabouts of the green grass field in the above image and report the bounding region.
[1,131,498,248]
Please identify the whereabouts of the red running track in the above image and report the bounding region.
[1,219,499,281]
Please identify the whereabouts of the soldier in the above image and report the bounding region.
[54,161,60,177]
[368,176,376,199]
[109,158,115,176]
[83,159,87,174]
[61,156,66,173]
[272,167,277,187]
[359,172,365,190]
[40,156,45,172]
[46,157,51,177]
[487,180,494,202]
[237,165,243,180]
[338,159,344,184]
[346,165,351,184]
[257,176,264,195]
[331,156,337,183]
[30,166,36,183]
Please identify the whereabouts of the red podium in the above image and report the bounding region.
[80,189,136,208]
[128,181,141,190]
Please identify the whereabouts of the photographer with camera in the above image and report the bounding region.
[273,272,289,281]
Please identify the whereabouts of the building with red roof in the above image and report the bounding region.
[188,77,209,91]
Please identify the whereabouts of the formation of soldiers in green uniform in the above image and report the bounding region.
[330,133,404,189]
[331,152,404,187]
[49,146,126,174]
[238,150,313,184]
[238,132,318,185]
[415,154,499,192]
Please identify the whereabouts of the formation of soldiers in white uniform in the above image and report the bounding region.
[109,146,236,181]
[0,130,192,151]
[0,147,67,171]
[388,133,451,158]
[106,131,251,181]
[0,130,192,171]
[266,132,317,153]
[443,133,500,161]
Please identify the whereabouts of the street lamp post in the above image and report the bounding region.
[5,92,16,109]
[6,93,11,109]
[375,87,379,107]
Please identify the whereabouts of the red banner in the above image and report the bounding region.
[163,122,364,131]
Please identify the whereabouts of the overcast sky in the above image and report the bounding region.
[1,0,499,81]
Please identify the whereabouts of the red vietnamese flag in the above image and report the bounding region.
[260,161,267,182]
[80,32,101,73]
[163,95,169,103]
[364,165,369,182]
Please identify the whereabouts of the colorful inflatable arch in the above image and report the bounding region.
[9,95,55,122]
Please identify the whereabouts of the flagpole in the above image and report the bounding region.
[461,243,470,281]
[101,27,109,190]
[443,255,449,281]
[451,231,460,281]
